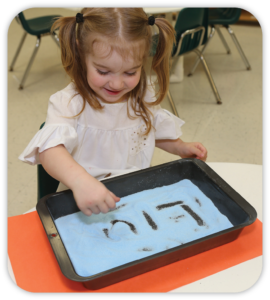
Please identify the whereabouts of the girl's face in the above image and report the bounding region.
[85,42,143,104]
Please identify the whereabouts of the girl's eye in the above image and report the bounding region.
[126,72,136,76]
[97,69,109,75]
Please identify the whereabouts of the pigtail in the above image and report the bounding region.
[127,65,158,136]
[51,17,78,78]
[51,14,102,115]
[129,16,175,135]
[151,18,175,105]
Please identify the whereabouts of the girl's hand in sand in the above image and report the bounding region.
[70,173,120,216]
[39,145,120,216]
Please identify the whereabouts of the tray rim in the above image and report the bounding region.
[36,158,257,283]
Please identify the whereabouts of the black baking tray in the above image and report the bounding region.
[36,158,257,290]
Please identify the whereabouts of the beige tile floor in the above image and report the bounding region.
[7,8,262,217]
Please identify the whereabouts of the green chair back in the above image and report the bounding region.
[172,8,208,56]
[37,122,60,201]
[150,8,209,57]
[18,12,60,36]
[208,8,241,25]
[18,13,32,34]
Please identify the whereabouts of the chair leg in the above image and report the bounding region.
[193,49,222,104]
[9,32,27,71]
[216,25,231,54]
[51,31,60,47]
[188,26,216,76]
[19,36,41,90]
[226,25,251,70]
[167,90,179,117]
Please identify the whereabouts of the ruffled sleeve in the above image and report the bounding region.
[152,106,185,140]
[19,86,82,165]
[145,84,185,140]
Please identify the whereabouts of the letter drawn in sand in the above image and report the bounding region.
[103,228,109,238]
[111,220,138,234]
[142,211,158,230]
[181,205,205,226]
[156,200,184,210]
[156,200,205,226]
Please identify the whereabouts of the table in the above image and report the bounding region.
[170,162,262,293]
[8,162,262,293]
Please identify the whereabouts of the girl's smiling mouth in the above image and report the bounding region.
[104,88,122,95]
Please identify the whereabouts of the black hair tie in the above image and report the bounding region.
[148,16,155,26]
[76,13,84,23]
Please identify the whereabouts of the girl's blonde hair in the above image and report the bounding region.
[51,8,175,135]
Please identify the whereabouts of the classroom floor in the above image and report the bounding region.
[7,8,262,217]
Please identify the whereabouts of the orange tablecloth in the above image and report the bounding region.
[8,211,262,293]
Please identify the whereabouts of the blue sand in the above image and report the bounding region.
[54,179,233,277]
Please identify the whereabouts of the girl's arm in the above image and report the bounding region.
[39,145,120,216]
[155,138,207,161]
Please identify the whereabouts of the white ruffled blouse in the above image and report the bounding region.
[19,82,185,180]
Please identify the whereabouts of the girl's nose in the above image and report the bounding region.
[109,76,124,90]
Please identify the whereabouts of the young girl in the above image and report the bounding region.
[19,8,207,217]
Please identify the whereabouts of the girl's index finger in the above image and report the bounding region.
[106,193,119,209]
[196,143,207,156]
[109,191,121,202]
[192,143,206,161]
[195,143,205,151]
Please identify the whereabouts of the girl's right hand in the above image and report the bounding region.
[39,145,119,216]
[70,172,120,216]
